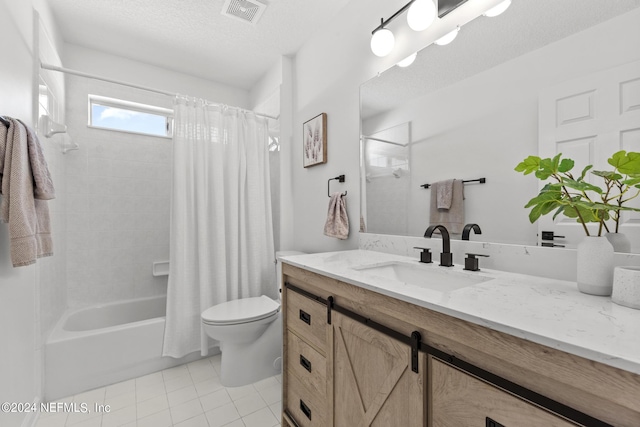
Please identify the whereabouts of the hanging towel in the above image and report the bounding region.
[0,118,54,267]
[324,192,349,239]
[19,119,55,200]
[429,179,464,234]
[436,178,454,209]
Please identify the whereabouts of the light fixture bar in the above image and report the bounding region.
[372,0,417,34]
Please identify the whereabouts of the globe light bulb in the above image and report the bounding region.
[434,27,459,46]
[397,52,417,67]
[407,0,436,32]
[484,0,512,17]
[370,28,395,57]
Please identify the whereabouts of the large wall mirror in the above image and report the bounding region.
[360,0,640,248]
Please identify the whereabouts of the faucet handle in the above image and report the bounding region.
[440,252,453,267]
[464,253,489,271]
[413,247,432,264]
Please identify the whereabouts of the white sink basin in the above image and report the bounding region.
[354,261,492,292]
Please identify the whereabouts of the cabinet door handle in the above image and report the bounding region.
[299,309,311,325]
[486,417,505,427]
[300,399,312,420]
[299,354,312,372]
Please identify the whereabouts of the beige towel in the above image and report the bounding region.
[324,192,349,239]
[436,178,454,209]
[0,118,54,267]
[429,179,464,234]
[19,119,55,200]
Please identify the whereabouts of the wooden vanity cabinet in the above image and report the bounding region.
[281,263,640,427]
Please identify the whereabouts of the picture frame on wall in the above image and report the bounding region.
[303,112,327,167]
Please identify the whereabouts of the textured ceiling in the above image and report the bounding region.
[47,0,351,90]
[361,0,640,119]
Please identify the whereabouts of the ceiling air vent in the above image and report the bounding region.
[221,0,267,25]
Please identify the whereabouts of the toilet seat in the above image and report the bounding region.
[202,295,280,326]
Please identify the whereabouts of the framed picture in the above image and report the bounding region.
[303,113,327,167]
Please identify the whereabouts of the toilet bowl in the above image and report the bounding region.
[201,250,305,387]
[202,295,281,387]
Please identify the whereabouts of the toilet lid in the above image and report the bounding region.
[201,295,280,326]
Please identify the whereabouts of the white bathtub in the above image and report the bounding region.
[45,295,208,401]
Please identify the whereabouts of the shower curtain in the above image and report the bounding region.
[163,96,277,358]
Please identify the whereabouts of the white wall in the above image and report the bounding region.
[0,1,62,425]
[249,56,297,252]
[64,45,250,109]
[292,1,640,252]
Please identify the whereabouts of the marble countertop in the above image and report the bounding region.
[281,250,640,375]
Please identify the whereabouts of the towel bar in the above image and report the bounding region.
[421,177,485,189]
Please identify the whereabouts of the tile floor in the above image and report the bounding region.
[36,355,282,427]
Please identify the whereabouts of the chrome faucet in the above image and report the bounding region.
[462,223,482,241]
[424,225,453,267]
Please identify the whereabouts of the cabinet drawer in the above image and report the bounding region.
[286,372,327,427]
[286,290,327,353]
[431,358,578,427]
[286,329,327,402]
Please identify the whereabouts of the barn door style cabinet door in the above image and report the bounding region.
[429,357,578,427]
[331,311,425,426]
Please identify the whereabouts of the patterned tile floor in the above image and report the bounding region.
[36,355,282,427]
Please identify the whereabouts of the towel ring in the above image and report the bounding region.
[328,175,347,197]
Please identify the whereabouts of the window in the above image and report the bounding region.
[88,95,173,138]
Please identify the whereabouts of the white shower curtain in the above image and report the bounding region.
[163,96,277,358]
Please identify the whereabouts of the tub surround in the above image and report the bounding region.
[280,250,640,426]
[281,249,640,375]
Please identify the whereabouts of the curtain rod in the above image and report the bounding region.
[40,63,280,121]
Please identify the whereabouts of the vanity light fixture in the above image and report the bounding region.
[370,0,436,57]
[434,26,460,45]
[483,0,512,17]
[397,52,418,67]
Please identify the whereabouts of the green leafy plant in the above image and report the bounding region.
[514,151,640,236]
[591,151,640,232]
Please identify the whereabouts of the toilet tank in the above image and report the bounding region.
[275,251,306,290]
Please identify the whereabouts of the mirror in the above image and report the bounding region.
[360,0,640,246]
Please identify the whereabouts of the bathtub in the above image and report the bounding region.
[45,295,210,401]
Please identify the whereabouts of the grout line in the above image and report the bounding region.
[37,356,281,427]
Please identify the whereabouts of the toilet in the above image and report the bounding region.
[201,250,305,387]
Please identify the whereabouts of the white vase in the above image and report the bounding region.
[576,236,614,296]
[605,232,631,253]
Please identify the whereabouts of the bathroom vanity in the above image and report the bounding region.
[279,250,640,427]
